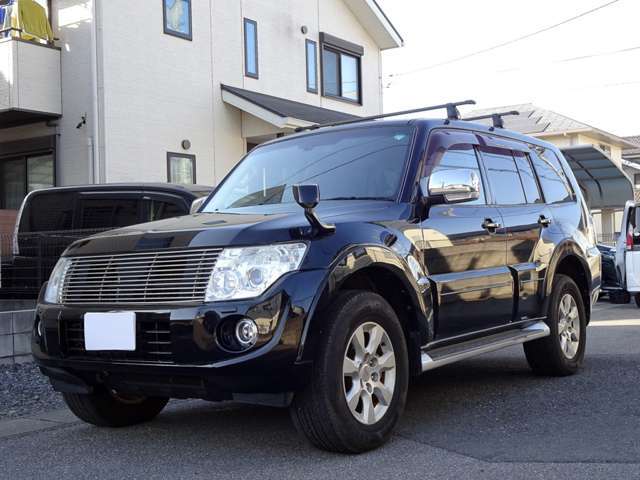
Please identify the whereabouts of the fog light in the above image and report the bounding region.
[235,319,258,348]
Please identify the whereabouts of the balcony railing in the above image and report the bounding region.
[0,33,61,128]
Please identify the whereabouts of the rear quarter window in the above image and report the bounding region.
[530,149,574,204]
[24,193,74,232]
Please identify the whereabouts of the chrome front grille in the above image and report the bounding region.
[61,248,222,305]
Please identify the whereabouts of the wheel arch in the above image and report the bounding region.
[297,245,433,376]
[545,242,593,323]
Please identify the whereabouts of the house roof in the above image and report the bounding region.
[623,135,640,159]
[344,0,403,50]
[466,104,637,149]
[221,85,359,129]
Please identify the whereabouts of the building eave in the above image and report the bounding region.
[344,0,404,50]
[532,128,638,150]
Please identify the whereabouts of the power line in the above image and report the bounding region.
[387,0,623,79]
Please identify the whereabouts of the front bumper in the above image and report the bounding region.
[32,270,326,400]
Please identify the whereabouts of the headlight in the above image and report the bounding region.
[205,243,307,301]
[44,258,71,304]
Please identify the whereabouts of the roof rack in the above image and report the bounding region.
[464,110,520,129]
[294,100,476,132]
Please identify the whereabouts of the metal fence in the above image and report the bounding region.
[0,229,108,299]
[597,233,619,247]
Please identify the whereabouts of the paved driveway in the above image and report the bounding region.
[1,302,639,479]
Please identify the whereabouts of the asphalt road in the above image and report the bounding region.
[1,302,640,479]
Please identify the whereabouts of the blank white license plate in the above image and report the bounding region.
[84,312,136,351]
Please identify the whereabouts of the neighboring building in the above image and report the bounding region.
[622,135,640,200]
[467,104,638,243]
[0,0,403,236]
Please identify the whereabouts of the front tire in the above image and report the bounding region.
[524,274,586,376]
[634,293,640,308]
[290,291,409,453]
[63,388,168,427]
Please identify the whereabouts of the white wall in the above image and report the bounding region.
[52,0,95,186]
[98,0,216,185]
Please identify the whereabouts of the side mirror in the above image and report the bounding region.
[292,184,335,236]
[190,196,207,214]
[292,184,320,210]
[422,168,480,205]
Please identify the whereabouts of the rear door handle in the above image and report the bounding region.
[538,215,552,227]
[482,218,501,231]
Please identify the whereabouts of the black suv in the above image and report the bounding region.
[33,106,601,453]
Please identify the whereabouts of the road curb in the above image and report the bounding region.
[0,408,78,439]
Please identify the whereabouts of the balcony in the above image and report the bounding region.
[0,36,61,129]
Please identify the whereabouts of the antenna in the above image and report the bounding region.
[294,100,477,132]
[464,111,520,129]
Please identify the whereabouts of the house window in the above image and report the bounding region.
[634,173,640,188]
[244,18,258,78]
[167,153,196,184]
[306,39,318,93]
[320,32,363,104]
[0,153,54,210]
[163,0,192,41]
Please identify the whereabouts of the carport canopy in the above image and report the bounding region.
[561,145,633,209]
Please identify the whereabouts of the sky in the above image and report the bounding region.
[377,0,640,137]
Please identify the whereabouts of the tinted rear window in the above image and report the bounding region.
[530,149,573,204]
[24,192,74,232]
[78,198,140,229]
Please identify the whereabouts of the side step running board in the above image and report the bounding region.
[421,321,550,372]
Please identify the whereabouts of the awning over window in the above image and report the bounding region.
[561,145,633,209]
[221,84,358,130]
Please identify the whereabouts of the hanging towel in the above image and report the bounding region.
[13,0,53,42]
[0,1,15,37]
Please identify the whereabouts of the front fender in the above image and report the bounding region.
[296,244,434,365]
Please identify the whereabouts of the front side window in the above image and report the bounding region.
[163,0,192,41]
[203,126,414,212]
[530,149,573,204]
[79,198,140,230]
[480,148,526,205]
[306,39,318,93]
[244,18,258,78]
[149,199,185,221]
[167,153,196,184]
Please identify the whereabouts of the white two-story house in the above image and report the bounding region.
[0,0,403,237]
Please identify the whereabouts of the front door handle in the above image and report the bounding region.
[538,215,552,227]
[482,218,501,231]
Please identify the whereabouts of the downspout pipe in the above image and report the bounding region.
[89,0,101,183]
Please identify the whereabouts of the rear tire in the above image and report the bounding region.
[610,290,630,304]
[290,290,409,453]
[63,388,168,427]
[634,293,640,308]
[524,274,586,376]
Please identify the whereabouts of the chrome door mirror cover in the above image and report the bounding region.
[423,168,481,205]
[190,196,207,214]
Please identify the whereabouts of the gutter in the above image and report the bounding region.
[89,0,101,183]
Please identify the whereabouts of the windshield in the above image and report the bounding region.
[203,126,414,212]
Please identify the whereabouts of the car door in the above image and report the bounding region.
[477,143,549,322]
[420,130,512,340]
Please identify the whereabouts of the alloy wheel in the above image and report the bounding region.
[558,293,580,359]
[342,322,397,425]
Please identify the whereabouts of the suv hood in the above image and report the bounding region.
[64,201,407,256]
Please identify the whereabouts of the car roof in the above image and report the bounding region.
[26,183,213,198]
[256,118,560,153]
